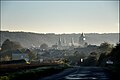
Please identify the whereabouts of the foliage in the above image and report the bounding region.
[99,42,113,55]
[27,50,36,61]
[98,43,120,76]
[83,56,97,66]
[64,51,87,65]
[0,76,9,80]
[108,43,120,69]
[108,43,120,60]
[0,65,68,80]
[40,43,48,50]
[82,52,98,66]
[1,39,22,51]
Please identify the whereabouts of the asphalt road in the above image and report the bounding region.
[40,67,112,80]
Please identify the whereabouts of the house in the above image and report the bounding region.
[12,49,29,60]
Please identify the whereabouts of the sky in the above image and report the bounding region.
[1,1,119,34]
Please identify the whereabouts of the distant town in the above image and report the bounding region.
[1,0,119,79]
[0,31,118,66]
[0,31,119,80]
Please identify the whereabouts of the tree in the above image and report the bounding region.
[109,43,120,59]
[83,52,98,66]
[40,43,48,50]
[99,42,113,55]
[97,52,107,66]
[97,42,113,66]
[27,49,36,61]
[98,43,119,67]
[1,39,22,51]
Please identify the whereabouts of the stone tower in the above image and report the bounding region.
[79,33,86,46]
[71,38,74,46]
[58,36,62,46]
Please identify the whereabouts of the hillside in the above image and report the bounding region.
[0,31,119,48]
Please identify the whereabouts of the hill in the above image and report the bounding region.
[0,31,119,48]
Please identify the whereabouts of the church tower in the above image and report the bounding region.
[63,38,66,46]
[79,33,86,46]
[71,38,74,46]
[58,36,62,46]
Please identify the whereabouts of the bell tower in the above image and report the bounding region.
[58,36,62,46]
[71,38,74,46]
[79,33,86,46]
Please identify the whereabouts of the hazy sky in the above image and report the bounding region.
[1,1,119,34]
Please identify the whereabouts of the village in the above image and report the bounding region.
[0,33,100,66]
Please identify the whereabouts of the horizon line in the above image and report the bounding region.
[1,30,119,34]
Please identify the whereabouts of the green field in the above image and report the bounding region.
[0,63,69,80]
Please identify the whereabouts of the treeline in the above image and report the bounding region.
[0,39,36,61]
[1,31,119,47]
[98,43,120,77]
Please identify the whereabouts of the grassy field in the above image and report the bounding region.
[0,63,69,80]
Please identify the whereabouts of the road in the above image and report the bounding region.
[40,67,112,80]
